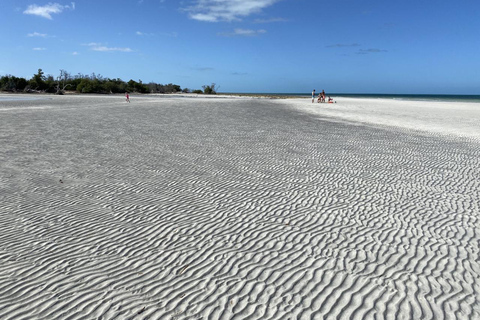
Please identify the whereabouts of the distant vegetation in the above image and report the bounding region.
[0,69,217,95]
[202,83,218,95]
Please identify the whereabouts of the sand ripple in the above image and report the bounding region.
[0,95,479,319]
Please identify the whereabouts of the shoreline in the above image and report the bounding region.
[3,91,480,102]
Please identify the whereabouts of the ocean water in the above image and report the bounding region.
[270,93,480,103]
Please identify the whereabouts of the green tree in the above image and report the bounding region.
[45,74,56,93]
[103,80,119,93]
[16,77,28,91]
[76,78,101,93]
[29,68,47,91]
[0,75,28,92]
[127,79,137,92]
[164,83,181,93]
[202,83,218,94]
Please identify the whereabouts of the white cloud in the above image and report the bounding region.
[24,2,75,20]
[219,28,267,37]
[84,42,132,52]
[253,17,287,23]
[72,51,79,55]
[90,45,133,52]
[185,0,280,22]
[136,31,155,36]
[33,47,46,51]
[27,32,48,37]
[137,31,177,37]
[93,46,133,52]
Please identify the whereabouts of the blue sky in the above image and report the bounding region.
[1,0,479,94]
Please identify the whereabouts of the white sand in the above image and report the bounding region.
[0,94,479,319]
[280,97,480,141]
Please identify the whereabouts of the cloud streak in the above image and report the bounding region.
[27,32,48,37]
[185,0,280,22]
[136,31,178,37]
[326,43,361,48]
[192,67,214,72]
[253,17,287,23]
[92,46,133,52]
[219,28,267,37]
[86,43,133,52]
[24,2,75,20]
[357,48,388,54]
[326,43,388,55]
[136,31,155,36]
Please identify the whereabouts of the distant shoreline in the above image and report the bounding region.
[2,91,480,103]
[223,92,480,102]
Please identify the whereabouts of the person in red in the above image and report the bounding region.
[125,91,130,103]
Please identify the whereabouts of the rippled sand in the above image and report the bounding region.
[1,94,479,319]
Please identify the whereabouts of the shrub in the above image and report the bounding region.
[202,83,217,94]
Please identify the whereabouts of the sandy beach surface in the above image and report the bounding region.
[1,94,479,319]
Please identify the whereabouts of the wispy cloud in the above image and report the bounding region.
[219,28,267,37]
[138,0,166,3]
[253,17,287,23]
[136,31,154,36]
[192,67,214,72]
[33,47,46,51]
[326,43,361,48]
[326,43,387,55]
[85,42,133,52]
[23,2,75,20]
[159,31,178,37]
[136,31,177,37]
[27,32,48,37]
[92,46,133,52]
[184,0,280,22]
[357,48,388,54]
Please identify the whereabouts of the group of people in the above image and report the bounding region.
[312,89,335,103]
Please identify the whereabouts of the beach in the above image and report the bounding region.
[0,94,479,319]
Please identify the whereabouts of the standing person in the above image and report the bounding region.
[321,90,326,103]
[125,91,130,103]
[312,89,316,103]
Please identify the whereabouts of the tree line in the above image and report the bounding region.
[0,69,217,95]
